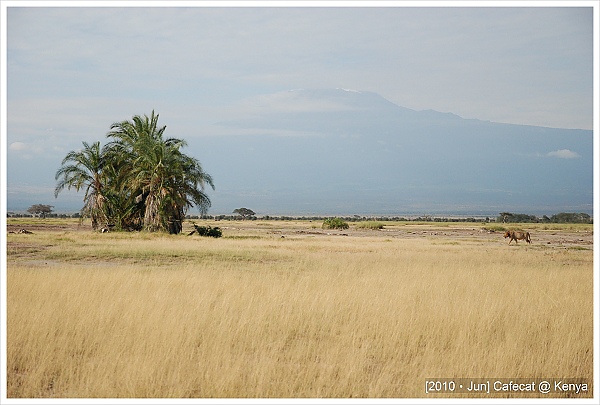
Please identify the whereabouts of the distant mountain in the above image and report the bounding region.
[194,88,593,216]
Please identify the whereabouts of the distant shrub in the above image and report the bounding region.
[322,217,349,230]
[549,212,592,224]
[497,213,539,223]
[356,221,384,230]
[192,224,222,238]
[497,212,592,224]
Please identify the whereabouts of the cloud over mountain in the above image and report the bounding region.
[9,142,27,151]
[547,149,581,159]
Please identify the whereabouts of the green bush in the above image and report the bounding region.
[322,217,349,230]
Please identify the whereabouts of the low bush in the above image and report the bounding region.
[322,217,349,230]
[191,224,222,238]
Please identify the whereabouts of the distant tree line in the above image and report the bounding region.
[8,212,81,218]
[183,213,593,223]
[9,210,592,224]
[497,212,592,224]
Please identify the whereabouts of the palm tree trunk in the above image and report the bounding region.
[143,193,161,232]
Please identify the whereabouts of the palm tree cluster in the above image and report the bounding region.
[55,111,214,234]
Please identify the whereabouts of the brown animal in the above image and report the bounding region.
[504,230,531,244]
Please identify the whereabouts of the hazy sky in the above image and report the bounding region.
[2,1,597,212]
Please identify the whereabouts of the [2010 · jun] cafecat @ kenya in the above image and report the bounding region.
[425,378,589,395]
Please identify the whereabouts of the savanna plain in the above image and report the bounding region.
[5,218,594,398]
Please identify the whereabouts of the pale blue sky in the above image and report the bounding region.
[2,2,597,213]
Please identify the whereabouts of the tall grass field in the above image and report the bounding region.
[5,220,594,398]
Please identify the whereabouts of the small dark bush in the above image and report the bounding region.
[192,224,222,238]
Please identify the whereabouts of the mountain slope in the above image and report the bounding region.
[194,89,593,216]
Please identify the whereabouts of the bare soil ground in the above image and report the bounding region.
[8,219,592,249]
[7,221,81,233]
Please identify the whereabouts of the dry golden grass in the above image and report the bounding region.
[6,222,594,398]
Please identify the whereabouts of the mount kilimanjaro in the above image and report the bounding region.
[193,88,592,216]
